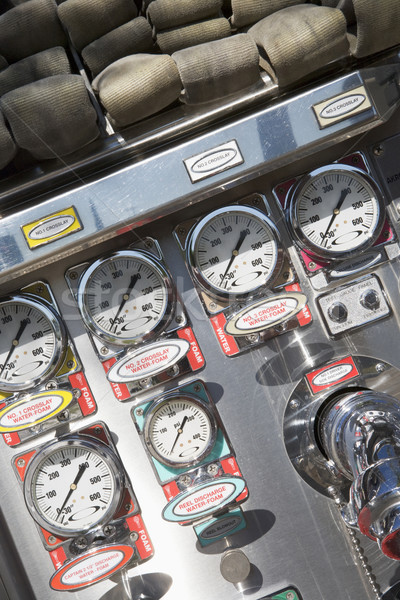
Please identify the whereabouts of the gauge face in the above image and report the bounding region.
[0,296,65,391]
[24,438,123,536]
[144,395,217,467]
[187,205,282,299]
[78,250,175,346]
[288,165,386,259]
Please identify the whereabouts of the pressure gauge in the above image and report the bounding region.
[187,205,283,300]
[77,250,175,346]
[24,436,124,537]
[287,164,386,260]
[0,295,66,392]
[144,394,218,467]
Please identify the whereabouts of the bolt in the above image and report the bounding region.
[130,531,139,542]
[136,408,144,417]
[194,384,201,392]
[103,524,116,537]
[207,463,219,476]
[308,261,317,270]
[373,145,384,157]
[178,227,186,236]
[67,360,74,369]
[75,536,88,549]
[252,196,261,205]
[69,271,78,280]
[45,380,57,390]
[175,315,184,324]
[48,536,57,545]
[289,399,300,410]
[376,363,385,373]
[178,474,192,487]
[36,285,44,294]
[286,593,295,600]
[245,333,260,343]
[100,346,109,355]
[17,458,25,467]
[94,427,102,435]
[209,302,217,311]
[57,410,69,422]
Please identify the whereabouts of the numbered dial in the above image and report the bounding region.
[144,394,217,467]
[78,250,175,346]
[188,205,282,299]
[24,437,123,536]
[0,296,65,391]
[288,165,386,259]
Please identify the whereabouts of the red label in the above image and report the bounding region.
[285,284,312,326]
[306,356,359,394]
[102,359,131,401]
[50,547,68,570]
[210,313,239,356]
[3,430,21,446]
[177,328,205,370]
[68,372,97,415]
[15,449,36,480]
[162,480,180,501]
[126,515,153,559]
[221,457,248,502]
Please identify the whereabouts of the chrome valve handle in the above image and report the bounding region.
[319,389,400,559]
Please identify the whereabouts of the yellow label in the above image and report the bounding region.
[22,206,82,249]
[0,390,74,432]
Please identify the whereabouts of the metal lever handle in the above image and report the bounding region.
[319,389,400,559]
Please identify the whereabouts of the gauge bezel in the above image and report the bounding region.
[143,393,218,468]
[0,295,66,392]
[77,250,176,346]
[287,164,386,261]
[23,436,124,537]
[187,205,284,301]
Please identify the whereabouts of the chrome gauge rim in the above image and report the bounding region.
[77,250,175,346]
[287,164,386,260]
[24,436,124,537]
[0,295,66,392]
[144,393,218,468]
[187,205,283,300]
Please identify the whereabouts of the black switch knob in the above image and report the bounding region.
[360,289,380,310]
[328,302,348,323]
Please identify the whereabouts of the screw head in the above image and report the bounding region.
[178,227,186,236]
[175,315,184,324]
[289,399,300,410]
[100,346,109,355]
[373,145,384,156]
[130,531,139,542]
[286,593,295,600]
[45,380,57,390]
[48,536,57,545]
[207,463,219,476]
[145,240,153,248]
[75,536,88,549]
[103,524,116,537]
[178,474,192,487]
[376,363,385,373]
[17,458,25,467]
[67,360,74,369]
[57,410,69,422]
[136,408,144,417]
[69,271,78,280]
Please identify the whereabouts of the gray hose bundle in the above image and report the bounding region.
[248,4,349,87]
[58,0,138,52]
[147,0,222,30]
[92,54,182,127]
[1,74,100,159]
[230,0,306,28]
[0,47,71,97]
[156,18,231,54]
[0,0,67,63]
[0,110,17,170]
[82,17,154,77]
[173,34,261,104]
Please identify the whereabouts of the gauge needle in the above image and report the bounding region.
[0,319,29,378]
[110,273,139,331]
[321,188,350,245]
[170,416,188,454]
[56,462,87,522]
[221,230,248,288]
